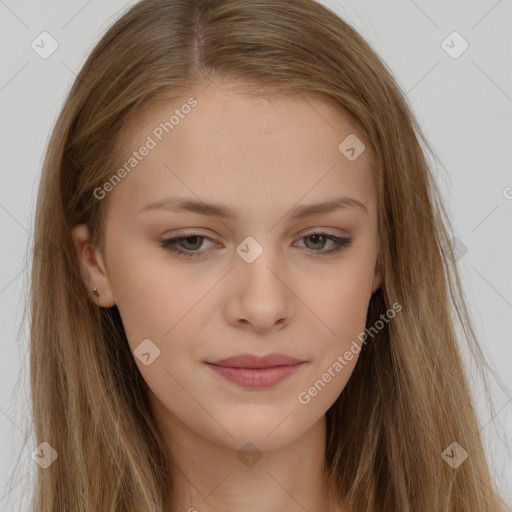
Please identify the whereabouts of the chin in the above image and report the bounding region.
[201,409,320,452]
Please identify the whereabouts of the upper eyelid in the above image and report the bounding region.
[164,227,348,240]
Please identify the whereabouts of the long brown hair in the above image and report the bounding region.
[20,0,506,510]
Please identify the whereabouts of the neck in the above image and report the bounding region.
[152,407,344,511]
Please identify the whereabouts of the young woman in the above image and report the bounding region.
[28,0,505,510]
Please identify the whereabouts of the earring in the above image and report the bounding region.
[92,287,99,298]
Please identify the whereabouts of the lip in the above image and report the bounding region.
[208,353,303,368]
[206,353,305,389]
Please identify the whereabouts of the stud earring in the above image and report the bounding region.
[92,287,99,298]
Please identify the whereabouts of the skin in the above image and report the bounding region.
[72,80,381,512]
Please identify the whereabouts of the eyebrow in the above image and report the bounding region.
[139,195,367,219]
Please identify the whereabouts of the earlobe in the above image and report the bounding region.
[71,224,116,307]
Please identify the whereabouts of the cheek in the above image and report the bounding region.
[106,246,214,394]
[305,258,374,346]
[296,255,375,398]
[108,254,204,413]
[106,243,191,339]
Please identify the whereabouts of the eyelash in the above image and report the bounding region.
[159,232,352,259]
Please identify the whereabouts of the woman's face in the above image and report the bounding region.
[75,81,381,452]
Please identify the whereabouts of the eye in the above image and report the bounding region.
[160,232,352,259]
[160,235,216,258]
[294,232,352,254]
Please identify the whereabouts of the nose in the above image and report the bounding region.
[224,249,295,334]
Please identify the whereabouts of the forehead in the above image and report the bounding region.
[105,81,376,220]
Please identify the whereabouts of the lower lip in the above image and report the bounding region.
[206,363,303,389]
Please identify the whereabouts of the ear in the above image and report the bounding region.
[370,256,382,295]
[71,224,116,307]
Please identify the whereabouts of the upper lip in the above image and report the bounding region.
[207,353,304,368]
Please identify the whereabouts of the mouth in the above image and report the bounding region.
[205,353,305,389]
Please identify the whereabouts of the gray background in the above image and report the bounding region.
[0,0,510,510]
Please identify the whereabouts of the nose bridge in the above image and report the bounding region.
[229,234,293,329]
[235,234,284,293]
